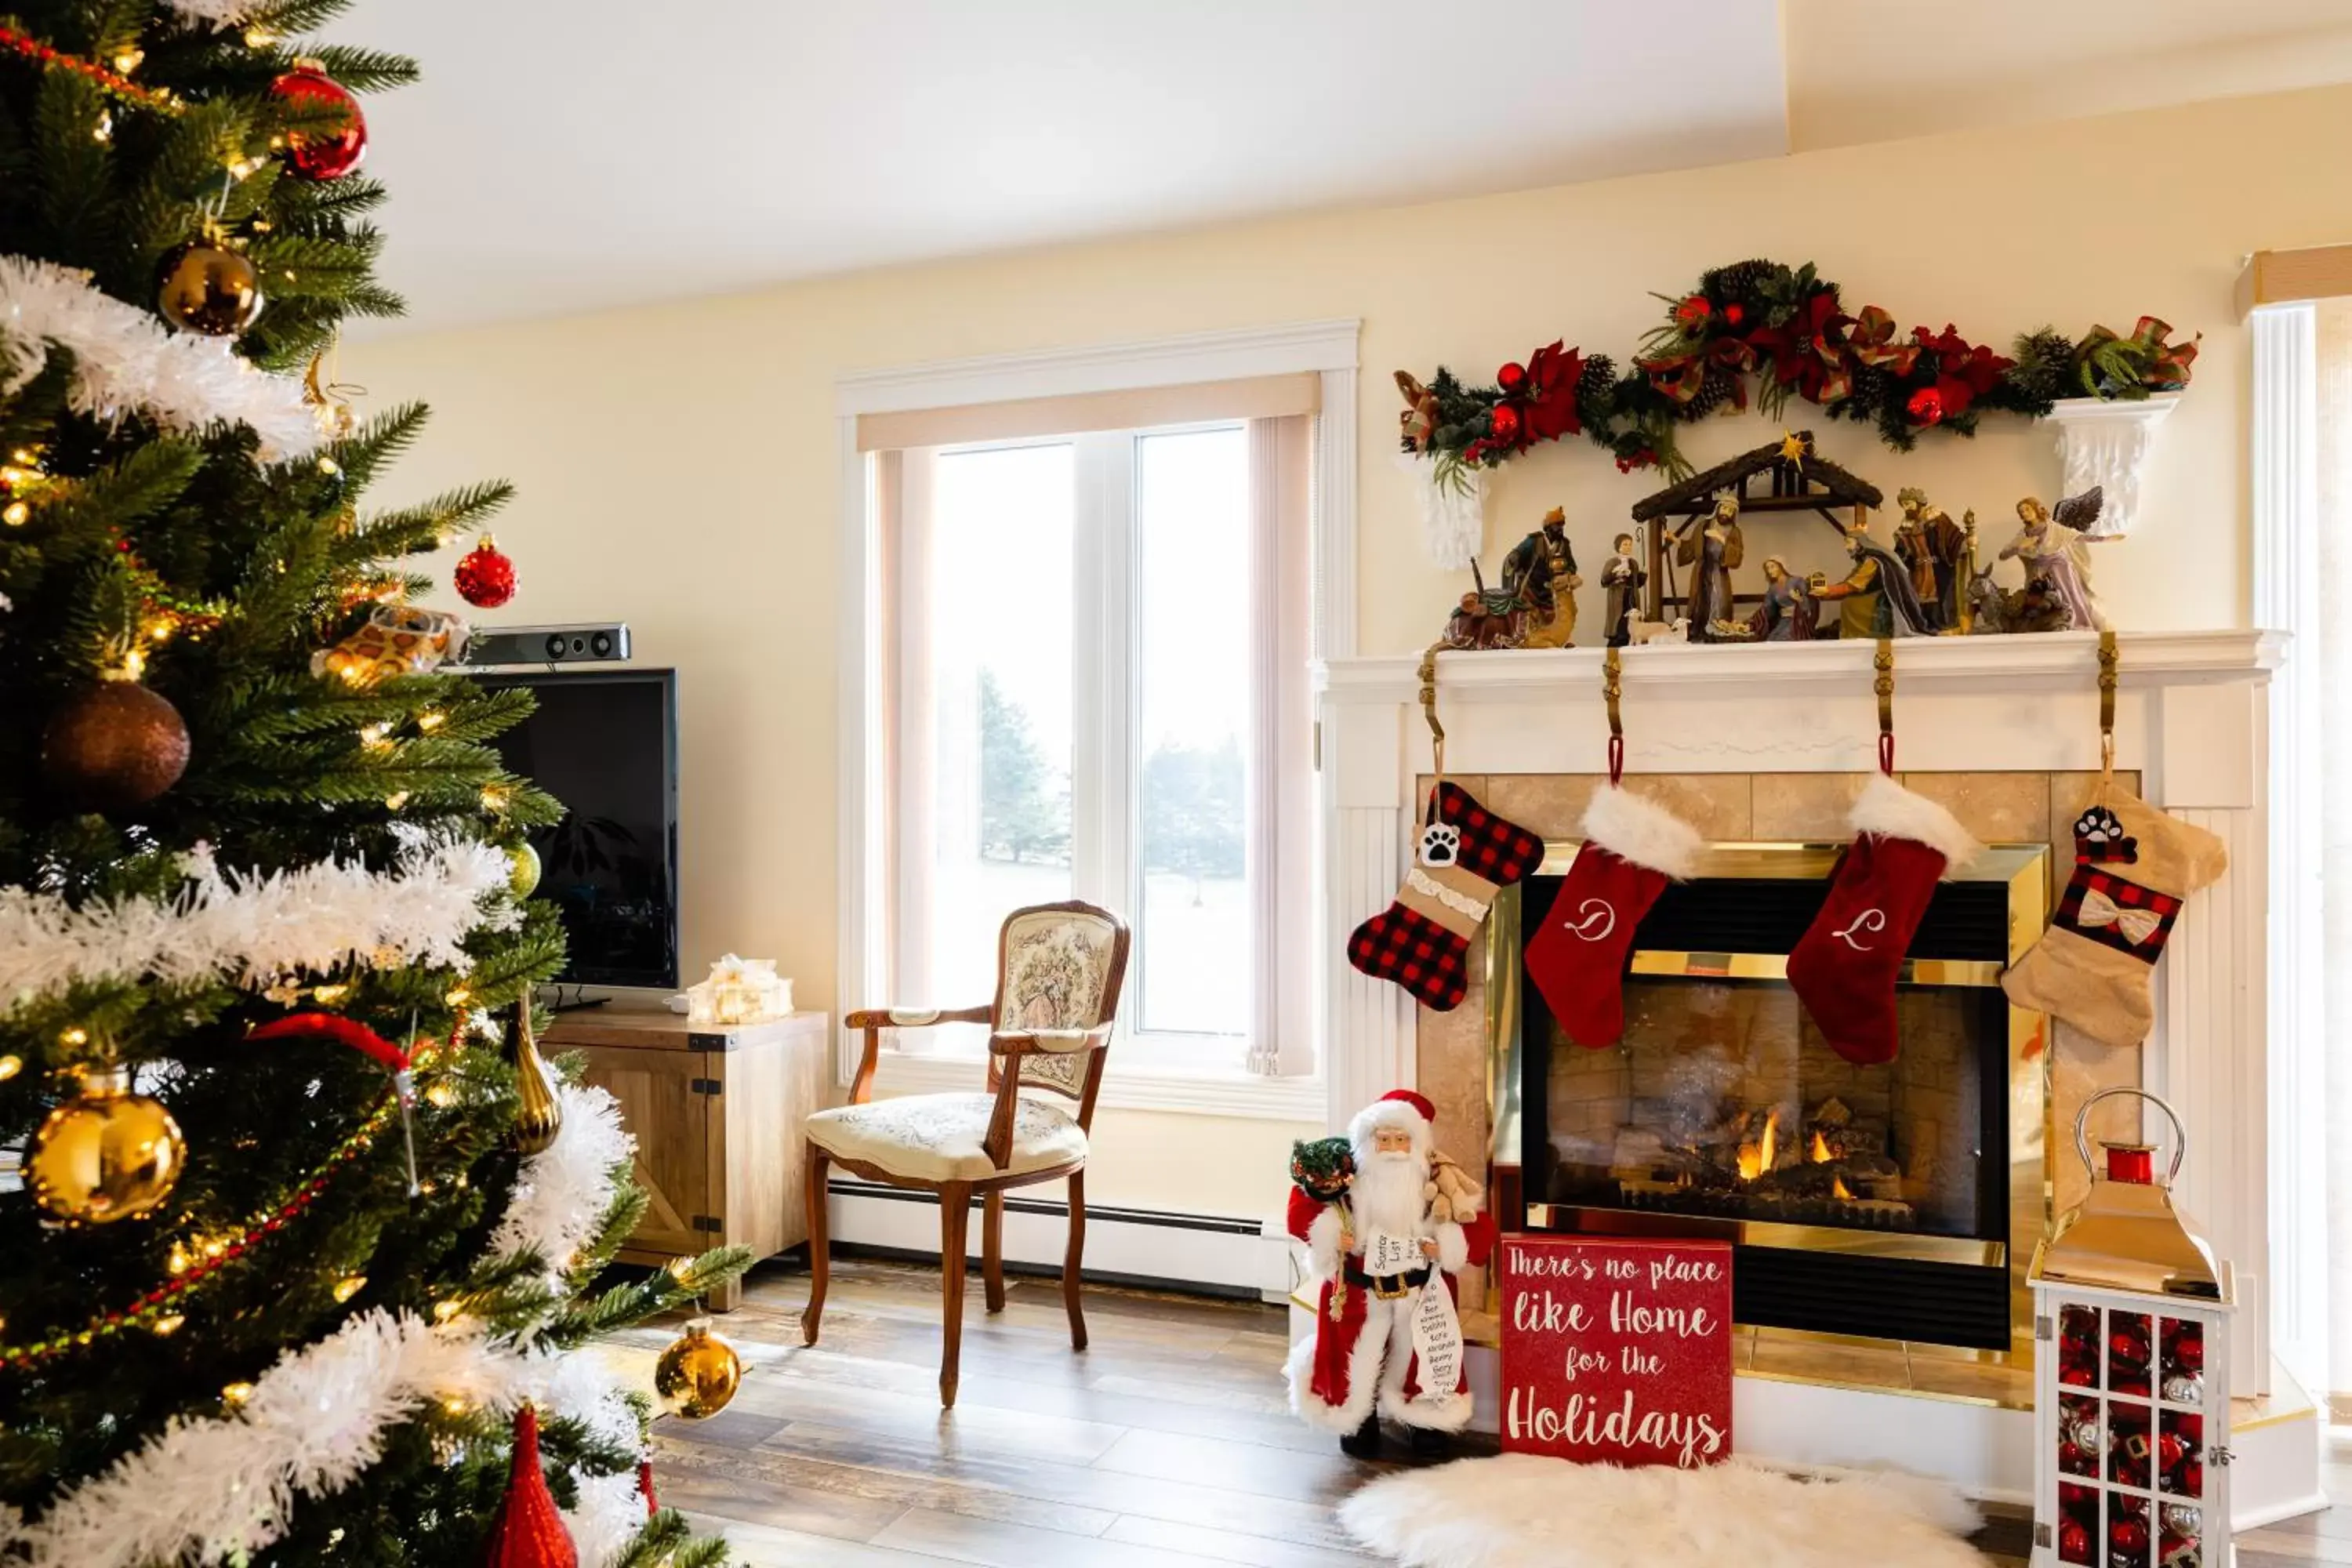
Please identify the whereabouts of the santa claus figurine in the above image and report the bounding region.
[1285,1090,1494,1458]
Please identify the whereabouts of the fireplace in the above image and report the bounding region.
[1495,840,2049,1352]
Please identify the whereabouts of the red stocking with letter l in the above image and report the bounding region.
[1786,772,1980,1065]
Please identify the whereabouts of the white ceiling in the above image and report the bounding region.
[342,0,1791,333]
[343,0,2352,336]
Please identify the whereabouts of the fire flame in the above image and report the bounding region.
[1809,1131,1831,1163]
[1736,1109,1782,1183]
[1832,1174,1855,1201]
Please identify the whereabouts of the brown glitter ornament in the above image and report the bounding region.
[155,241,263,336]
[654,1317,742,1419]
[28,1065,186,1224]
[42,677,191,811]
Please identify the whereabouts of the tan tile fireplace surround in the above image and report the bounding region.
[1310,631,2307,1509]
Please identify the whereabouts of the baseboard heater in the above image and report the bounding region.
[824,1178,1284,1300]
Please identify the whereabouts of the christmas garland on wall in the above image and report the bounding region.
[1396,257,2198,484]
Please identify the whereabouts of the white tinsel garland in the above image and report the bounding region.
[0,255,326,460]
[489,1082,636,1283]
[1,1084,655,1568]
[0,837,517,1018]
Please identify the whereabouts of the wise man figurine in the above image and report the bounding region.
[1893,487,1968,631]
[1600,532,1646,648]
[1287,1091,1492,1459]
[1675,490,1744,641]
[1501,506,1582,648]
[1809,520,1936,638]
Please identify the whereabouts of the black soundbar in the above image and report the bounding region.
[461,622,632,667]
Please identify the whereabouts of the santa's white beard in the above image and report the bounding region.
[1353,1150,1428,1240]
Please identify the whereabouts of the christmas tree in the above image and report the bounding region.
[0,4,746,1564]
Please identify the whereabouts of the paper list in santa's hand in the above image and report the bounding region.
[1363,1231,1422,1276]
[1410,1270,1464,1397]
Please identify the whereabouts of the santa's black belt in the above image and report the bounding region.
[1345,1261,1431,1298]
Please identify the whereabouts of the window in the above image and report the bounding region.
[884,416,1311,1079]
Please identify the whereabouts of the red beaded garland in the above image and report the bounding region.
[0,24,182,112]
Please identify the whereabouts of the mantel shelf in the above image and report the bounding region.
[1316,629,2283,704]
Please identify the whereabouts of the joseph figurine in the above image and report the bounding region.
[1675,492,1744,639]
[1502,505,1582,648]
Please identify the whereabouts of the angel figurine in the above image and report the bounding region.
[1998,487,2107,630]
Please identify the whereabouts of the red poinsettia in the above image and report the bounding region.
[1905,323,2014,423]
[1747,287,1854,405]
[1518,339,1585,441]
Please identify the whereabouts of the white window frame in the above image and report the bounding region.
[835,321,1359,1119]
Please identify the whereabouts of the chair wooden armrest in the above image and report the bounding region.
[839,1004,993,1104]
[981,1026,1113,1168]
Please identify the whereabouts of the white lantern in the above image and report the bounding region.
[2031,1088,2232,1568]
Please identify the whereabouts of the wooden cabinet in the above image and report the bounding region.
[545,1005,827,1311]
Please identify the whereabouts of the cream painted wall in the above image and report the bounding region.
[349,85,2352,1217]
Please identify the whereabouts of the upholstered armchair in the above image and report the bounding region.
[800,900,1131,1408]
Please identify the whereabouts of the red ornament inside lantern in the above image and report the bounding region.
[453,534,517,610]
[270,65,368,181]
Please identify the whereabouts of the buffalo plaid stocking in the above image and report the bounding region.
[2002,787,2227,1049]
[1347,781,1542,1011]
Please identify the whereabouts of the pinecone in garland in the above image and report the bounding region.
[1574,354,1621,424]
[1686,365,1740,418]
[1703,257,1782,308]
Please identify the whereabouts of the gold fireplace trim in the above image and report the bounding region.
[1483,839,2053,1410]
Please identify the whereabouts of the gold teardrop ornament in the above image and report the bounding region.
[506,1001,562,1156]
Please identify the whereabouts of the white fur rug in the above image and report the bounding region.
[1338,1454,1988,1568]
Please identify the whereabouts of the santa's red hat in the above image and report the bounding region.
[1348,1089,1436,1157]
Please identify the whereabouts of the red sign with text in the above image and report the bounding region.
[1498,1236,1733,1468]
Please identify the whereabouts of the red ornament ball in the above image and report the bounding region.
[270,66,368,181]
[1723,303,1747,327]
[1489,403,1523,444]
[1496,361,1527,394]
[2057,1519,2091,1563]
[1906,385,1945,426]
[453,535,517,609]
[1673,294,1713,330]
[2169,1332,2205,1373]
[2109,1517,2150,1556]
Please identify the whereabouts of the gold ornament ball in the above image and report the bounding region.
[507,841,542,899]
[653,1317,742,1419]
[155,241,266,336]
[42,679,191,812]
[29,1067,186,1225]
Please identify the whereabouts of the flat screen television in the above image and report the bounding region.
[472,668,680,989]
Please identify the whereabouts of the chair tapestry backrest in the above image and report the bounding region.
[996,905,1126,1099]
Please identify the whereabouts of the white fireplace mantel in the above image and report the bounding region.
[1309,628,2295,1504]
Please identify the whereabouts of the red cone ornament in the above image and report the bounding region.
[1785,775,1980,1065]
[483,1405,578,1568]
[1525,785,1702,1047]
[453,534,517,609]
[270,65,368,181]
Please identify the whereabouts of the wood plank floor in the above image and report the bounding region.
[600,1256,2324,1566]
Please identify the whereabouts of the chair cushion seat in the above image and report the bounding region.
[804,1092,1089,1183]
